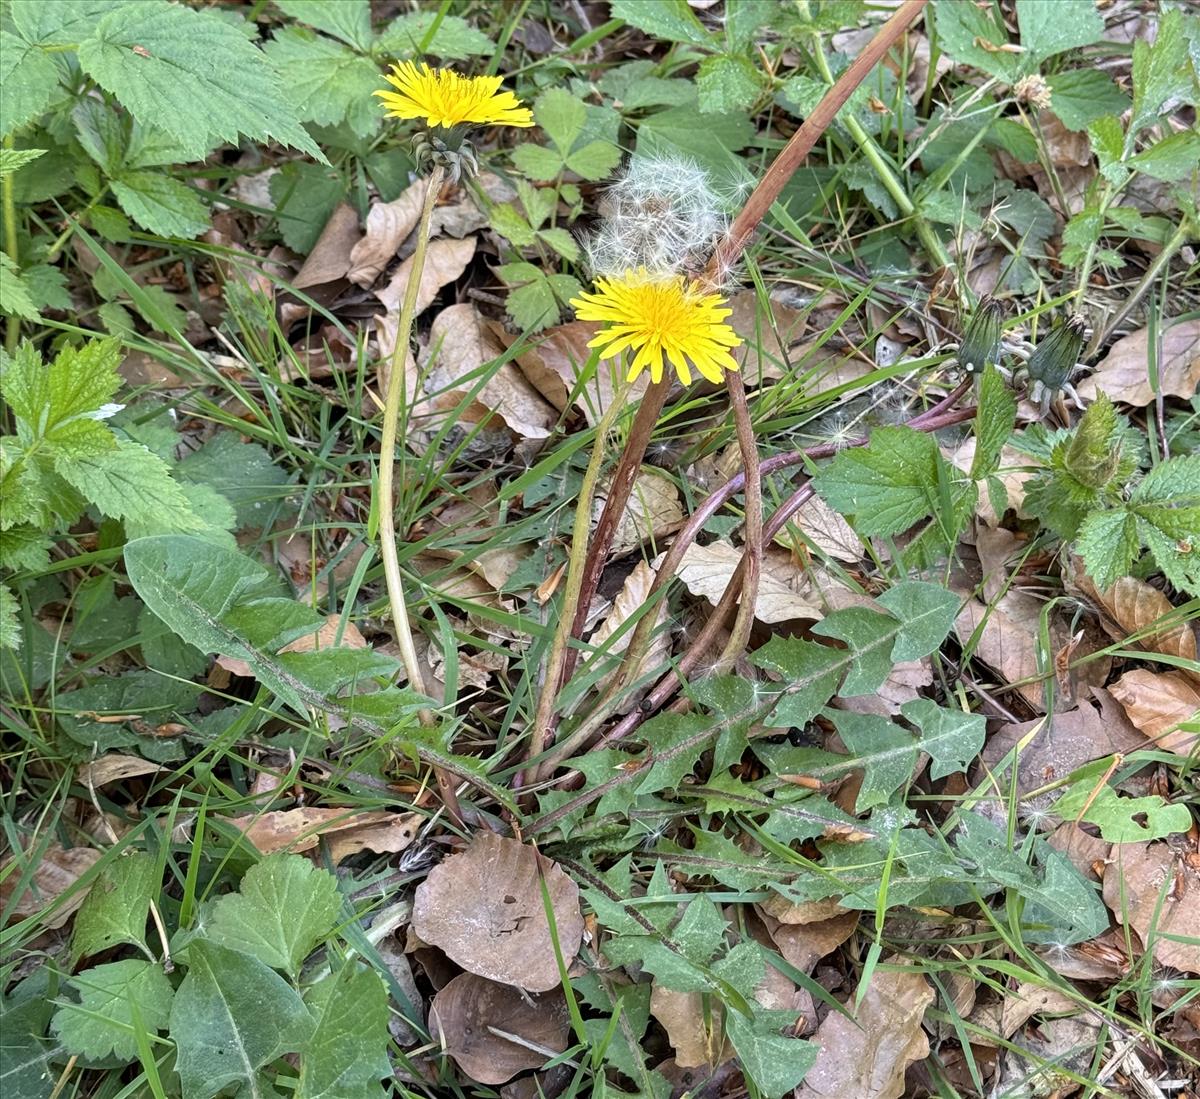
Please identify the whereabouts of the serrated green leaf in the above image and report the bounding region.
[1064,392,1122,489]
[375,11,494,60]
[0,254,41,321]
[564,139,621,181]
[812,607,900,696]
[1016,0,1103,65]
[1132,505,1200,596]
[636,105,755,170]
[875,581,961,660]
[111,169,209,238]
[970,366,1018,480]
[207,855,342,977]
[534,87,586,154]
[1047,70,1130,131]
[171,939,314,1099]
[490,203,537,247]
[1052,779,1192,843]
[0,978,59,1099]
[20,263,70,313]
[1132,454,1200,506]
[637,711,712,795]
[609,0,712,45]
[274,0,372,50]
[538,226,580,261]
[1,337,121,444]
[933,1,1020,81]
[0,30,62,137]
[510,142,565,181]
[813,426,940,538]
[77,0,324,162]
[696,54,761,114]
[264,28,382,135]
[1130,10,1195,136]
[0,148,46,178]
[751,637,849,728]
[0,585,20,651]
[52,959,173,1062]
[1127,130,1200,183]
[298,964,390,1099]
[72,852,158,962]
[497,261,562,332]
[57,438,201,531]
[726,1009,817,1098]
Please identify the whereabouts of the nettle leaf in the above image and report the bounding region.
[274,0,373,51]
[375,11,494,59]
[0,255,40,321]
[207,855,342,978]
[0,585,21,651]
[1016,0,1104,66]
[696,54,762,114]
[1047,69,1130,131]
[2,337,120,446]
[0,147,46,178]
[171,940,315,1099]
[52,959,174,1062]
[0,21,66,137]
[72,852,158,962]
[76,0,324,163]
[298,963,391,1099]
[970,366,1017,480]
[264,28,381,136]
[111,170,209,238]
[609,0,712,46]
[812,426,942,538]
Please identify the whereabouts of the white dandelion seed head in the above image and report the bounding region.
[584,154,728,279]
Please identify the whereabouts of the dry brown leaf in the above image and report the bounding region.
[279,613,367,654]
[375,236,475,330]
[725,289,807,385]
[1,843,101,928]
[758,908,860,973]
[1046,822,1109,881]
[969,981,1083,1048]
[423,304,556,439]
[666,541,822,624]
[600,469,683,556]
[1102,842,1200,974]
[430,172,514,238]
[224,806,416,860]
[774,493,864,563]
[412,832,583,992]
[431,973,569,1085]
[348,178,429,287]
[293,202,360,290]
[1107,669,1200,755]
[795,962,934,1099]
[1077,319,1200,406]
[650,985,731,1069]
[507,321,644,426]
[325,812,421,864]
[1069,570,1198,679]
[944,439,1032,526]
[836,659,932,719]
[76,754,164,787]
[583,560,670,709]
[757,895,849,925]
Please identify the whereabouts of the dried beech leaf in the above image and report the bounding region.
[650,984,731,1069]
[666,541,822,624]
[944,440,1032,526]
[293,202,359,290]
[1070,570,1198,678]
[348,178,429,288]
[969,981,1081,1047]
[76,754,164,787]
[758,909,860,974]
[726,290,807,385]
[757,896,849,926]
[412,832,583,992]
[1,843,101,928]
[795,963,934,1099]
[1107,669,1200,755]
[224,806,415,861]
[1077,319,1200,407]
[600,470,683,556]
[1102,842,1200,974]
[430,172,513,238]
[375,236,475,322]
[279,614,367,654]
[423,304,556,439]
[431,973,569,1085]
[774,493,864,563]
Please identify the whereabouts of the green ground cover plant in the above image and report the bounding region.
[2,2,1198,1098]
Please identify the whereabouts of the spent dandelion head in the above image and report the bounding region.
[570,269,742,387]
[376,61,532,181]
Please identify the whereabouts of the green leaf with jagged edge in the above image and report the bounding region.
[1016,0,1104,66]
[52,960,174,1062]
[1129,9,1195,137]
[375,10,495,59]
[77,1,324,163]
[264,28,381,136]
[0,254,40,321]
[122,535,515,807]
[274,0,373,51]
[696,54,762,114]
[1127,130,1200,182]
[1052,776,1192,844]
[171,940,315,1099]
[812,426,944,538]
[1047,70,1129,132]
[72,853,159,963]
[207,856,342,979]
[727,1009,818,1099]
[298,963,391,1099]
[110,170,209,238]
[609,0,713,46]
[0,585,20,651]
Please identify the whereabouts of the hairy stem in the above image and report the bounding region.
[375,165,463,824]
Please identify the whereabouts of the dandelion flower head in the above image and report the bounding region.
[571,270,742,386]
[375,62,533,129]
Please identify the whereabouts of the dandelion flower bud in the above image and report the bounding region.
[957,296,1005,375]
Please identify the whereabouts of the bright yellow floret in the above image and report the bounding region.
[375,62,533,129]
[571,270,742,386]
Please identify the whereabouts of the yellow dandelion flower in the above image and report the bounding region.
[375,61,533,129]
[570,270,743,386]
